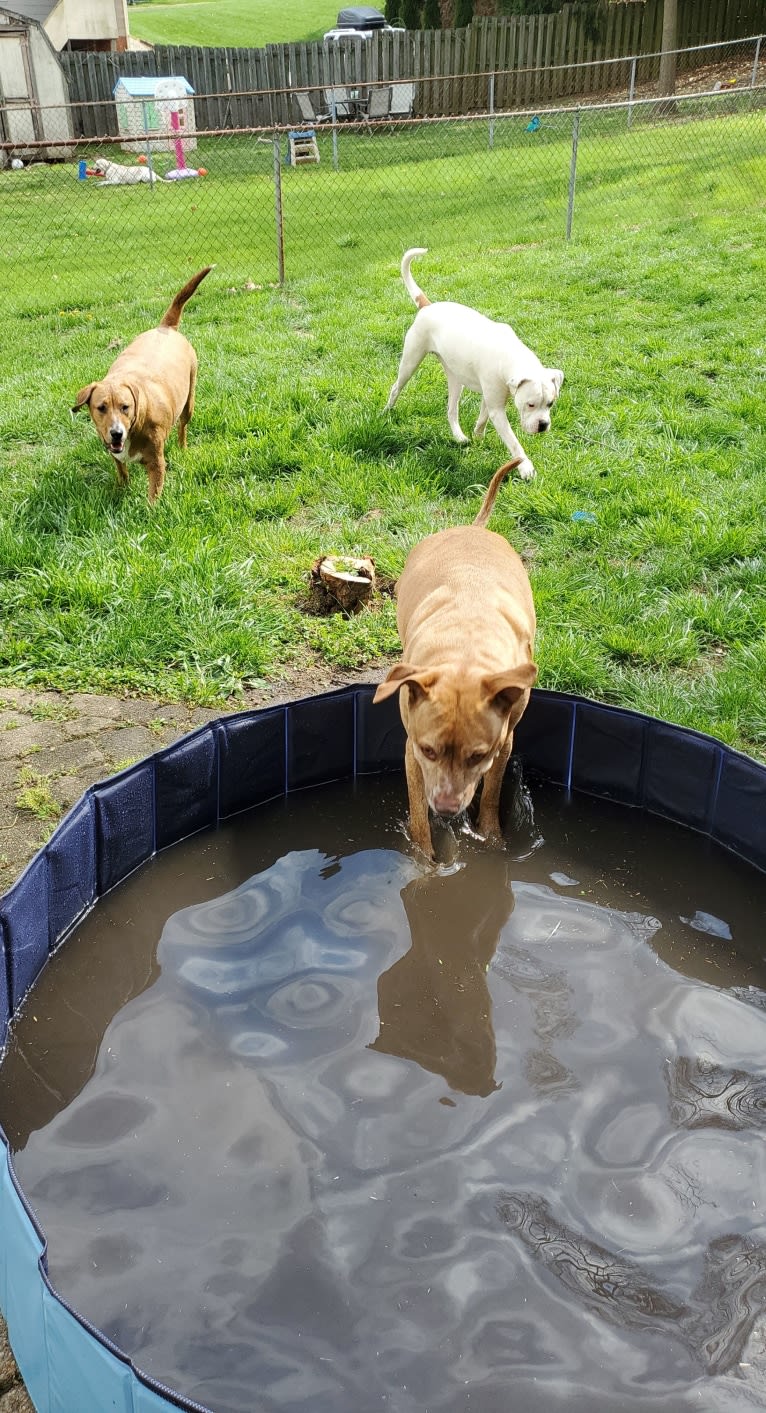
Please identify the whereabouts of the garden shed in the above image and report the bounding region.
[113,74,197,153]
[0,4,73,161]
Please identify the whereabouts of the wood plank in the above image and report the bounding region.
[474,14,486,115]
[534,11,545,107]
[559,4,570,102]
[501,17,513,110]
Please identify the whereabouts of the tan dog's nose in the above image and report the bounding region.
[432,790,463,818]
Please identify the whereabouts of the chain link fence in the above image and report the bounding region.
[1,41,765,295]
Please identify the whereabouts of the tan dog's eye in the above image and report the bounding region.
[467,751,486,768]
[120,404,130,413]
[420,745,437,762]
[97,403,107,413]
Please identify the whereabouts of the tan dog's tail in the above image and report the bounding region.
[401,247,430,310]
[159,266,215,329]
[473,459,523,528]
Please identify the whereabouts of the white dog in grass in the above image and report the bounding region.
[385,247,564,480]
[93,158,165,186]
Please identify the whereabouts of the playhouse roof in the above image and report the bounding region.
[113,76,194,98]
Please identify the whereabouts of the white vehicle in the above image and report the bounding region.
[323,6,403,42]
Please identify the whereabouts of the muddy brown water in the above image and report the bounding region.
[2,774,766,1413]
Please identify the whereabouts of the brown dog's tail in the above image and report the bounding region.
[159,266,215,329]
[473,459,523,528]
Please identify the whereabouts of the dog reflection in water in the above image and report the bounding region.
[369,852,513,1098]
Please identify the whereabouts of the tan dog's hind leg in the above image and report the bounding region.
[477,733,514,846]
[405,737,434,860]
[177,365,197,450]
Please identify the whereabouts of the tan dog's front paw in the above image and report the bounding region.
[408,820,436,862]
[476,807,505,850]
[517,457,535,481]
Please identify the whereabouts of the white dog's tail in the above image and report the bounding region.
[400,247,430,309]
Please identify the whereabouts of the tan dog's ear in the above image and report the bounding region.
[483,662,538,713]
[373,665,435,704]
[72,384,95,412]
[124,379,146,428]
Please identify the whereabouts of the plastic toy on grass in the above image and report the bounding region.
[156,78,207,180]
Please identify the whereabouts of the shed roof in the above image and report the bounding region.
[0,0,58,23]
[113,76,194,97]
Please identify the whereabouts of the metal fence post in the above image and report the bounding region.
[566,108,580,242]
[627,56,637,129]
[488,71,495,151]
[751,35,762,88]
[272,133,285,285]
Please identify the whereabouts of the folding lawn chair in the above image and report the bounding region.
[389,81,415,119]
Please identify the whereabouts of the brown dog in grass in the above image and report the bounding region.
[373,458,537,859]
[72,267,213,502]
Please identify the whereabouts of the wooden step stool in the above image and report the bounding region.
[288,129,320,166]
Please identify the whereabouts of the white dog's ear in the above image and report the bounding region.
[373,665,435,704]
[549,368,564,395]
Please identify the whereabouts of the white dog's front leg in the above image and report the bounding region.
[473,399,489,439]
[487,406,535,480]
[446,373,469,445]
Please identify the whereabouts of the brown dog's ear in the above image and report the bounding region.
[373,665,435,704]
[72,384,95,412]
[483,662,538,714]
[124,379,145,428]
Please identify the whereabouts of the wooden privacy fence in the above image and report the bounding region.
[60,0,766,138]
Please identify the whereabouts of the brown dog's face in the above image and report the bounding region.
[73,380,138,457]
[375,663,537,818]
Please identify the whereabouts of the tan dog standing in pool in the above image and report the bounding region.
[72,266,213,503]
[374,459,537,859]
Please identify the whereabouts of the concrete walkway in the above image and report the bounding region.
[0,670,382,895]
[0,685,224,893]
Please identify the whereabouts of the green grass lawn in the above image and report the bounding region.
[127,0,338,49]
[1,103,766,752]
